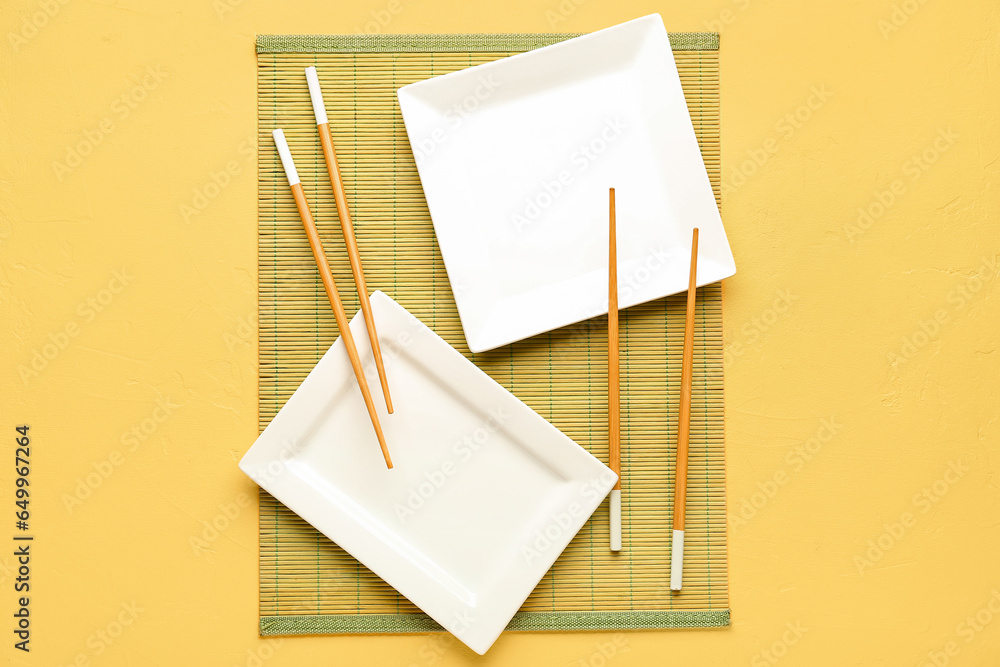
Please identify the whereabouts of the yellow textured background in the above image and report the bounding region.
[1,0,998,665]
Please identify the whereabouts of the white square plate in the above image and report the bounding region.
[398,14,735,352]
[240,291,617,654]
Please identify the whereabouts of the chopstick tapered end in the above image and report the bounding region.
[376,432,393,469]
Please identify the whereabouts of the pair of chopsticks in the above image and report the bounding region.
[606,188,699,593]
[270,66,394,469]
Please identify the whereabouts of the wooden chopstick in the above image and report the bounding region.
[670,227,699,590]
[272,128,393,469]
[305,66,393,414]
[608,188,622,552]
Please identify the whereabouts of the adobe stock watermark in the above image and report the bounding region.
[243,437,305,488]
[703,0,764,34]
[916,589,1000,667]
[545,0,588,29]
[189,492,253,559]
[448,609,476,639]
[7,0,70,54]
[56,601,143,667]
[52,65,169,181]
[853,458,968,576]
[887,254,997,367]
[521,469,616,564]
[409,74,502,166]
[233,638,285,667]
[18,268,133,384]
[180,134,256,223]
[878,0,932,39]
[617,247,672,303]
[353,0,408,33]
[392,407,510,524]
[213,0,247,20]
[362,322,416,379]
[550,316,604,357]
[567,635,631,666]
[750,621,808,667]
[61,397,183,513]
[730,417,842,529]
[723,288,797,369]
[550,245,673,357]
[0,555,14,587]
[224,313,256,352]
[512,117,628,233]
[403,633,459,667]
[721,85,832,196]
[842,127,958,243]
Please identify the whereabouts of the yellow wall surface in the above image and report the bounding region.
[1,0,998,665]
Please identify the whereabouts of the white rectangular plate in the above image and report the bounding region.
[240,291,617,654]
[398,14,735,352]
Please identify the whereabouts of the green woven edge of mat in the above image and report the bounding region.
[255,31,718,53]
[261,610,731,635]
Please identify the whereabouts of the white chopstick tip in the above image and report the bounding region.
[609,489,622,552]
[670,529,685,590]
[271,128,300,186]
[304,66,329,125]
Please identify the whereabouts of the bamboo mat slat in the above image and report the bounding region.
[256,32,729,635]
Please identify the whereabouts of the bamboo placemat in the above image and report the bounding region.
[256,31,729,635]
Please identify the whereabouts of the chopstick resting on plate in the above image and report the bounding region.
[608,188,622,552]
[305,66,393,414]
[670,227,699,590]
[271,128,393,469]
